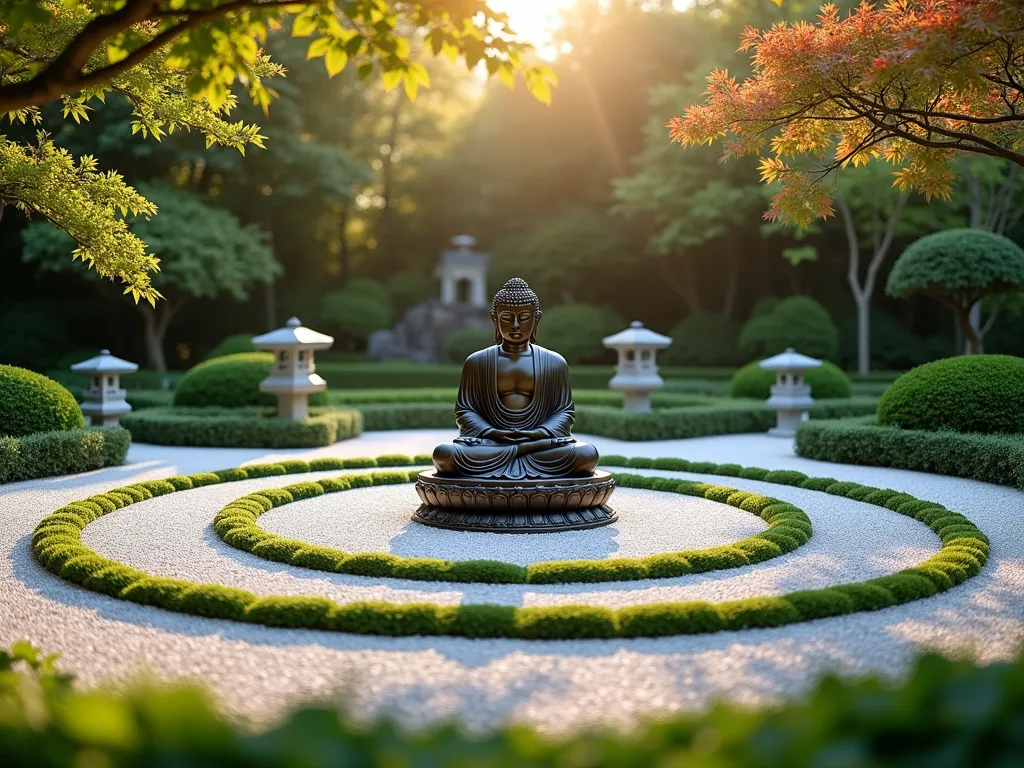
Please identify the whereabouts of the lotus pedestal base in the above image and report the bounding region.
[413,470,617,533]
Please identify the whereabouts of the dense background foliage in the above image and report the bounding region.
[2,0,1023,373]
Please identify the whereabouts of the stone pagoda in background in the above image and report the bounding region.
[369,235,492,363]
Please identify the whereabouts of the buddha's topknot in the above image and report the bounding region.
[491,277,540,311]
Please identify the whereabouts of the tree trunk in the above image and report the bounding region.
[338,204,351,284]
[140,308,168,372]
[722,244,738,319]
[855,293,871,375]
[958,308,983,354]
[656,255,700,315]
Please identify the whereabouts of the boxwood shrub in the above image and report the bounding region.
[173,353,329,409]
[878,354,1024,434]
[796,416,1024,490]
[30,454,988,641]
[0,426,130,484]
[729,359,852,400]
[121,407,361,448]
[0,365,84,437]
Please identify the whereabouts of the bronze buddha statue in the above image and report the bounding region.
[414,278,615,533]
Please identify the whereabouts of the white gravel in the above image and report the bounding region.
[1,429,1022,735]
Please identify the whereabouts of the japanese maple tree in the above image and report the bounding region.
[670,0,1024,225]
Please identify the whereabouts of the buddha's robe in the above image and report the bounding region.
[436,344,598,480]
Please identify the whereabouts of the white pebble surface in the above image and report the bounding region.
[1,429,1021,735]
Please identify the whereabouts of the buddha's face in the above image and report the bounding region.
[491,303,540,345]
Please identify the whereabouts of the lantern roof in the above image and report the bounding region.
[252,318,334,349]
[70,349,138,374]
[759,347,823,371]
[602,321,672,349]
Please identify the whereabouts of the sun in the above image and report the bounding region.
[490,0,578,57]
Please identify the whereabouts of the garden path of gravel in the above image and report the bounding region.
[1,429,1022,734]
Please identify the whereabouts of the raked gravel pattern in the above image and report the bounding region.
[1,429,1022,734]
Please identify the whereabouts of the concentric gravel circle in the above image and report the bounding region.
[212,473,812,584]
[31,455,991,640]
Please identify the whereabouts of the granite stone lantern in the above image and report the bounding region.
[71,349,138,427]
[760,347,822,437]
[251,317,334,421]
[602,321,672,413]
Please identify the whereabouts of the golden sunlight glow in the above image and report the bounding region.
[490,0,578,57]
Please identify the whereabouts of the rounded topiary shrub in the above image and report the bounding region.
[729,359,852,400]
[664,313,745,367]
[173,353,328,409]
[444,327,494,363]
[878,355,1024,434]
[204,334,256,360]
[538,304,623,365]
[0,365,84,437]
[739,296,840,360]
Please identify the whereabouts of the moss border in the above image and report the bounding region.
[213,471,811,584]
[32,455,990,639]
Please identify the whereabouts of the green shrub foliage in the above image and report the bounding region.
[203,333,256,360]
[536,304,623,364]
[0,427,130,484]
[664,313,746,367]
[443,327,494,364]
[796,416,1024,490]
[31,453,988,641]
[878,355,1024,434]
[173,353,329,409]
[2,639,1021,766]
[0,365,84,437]
[121,407,360,448]
[729,359,852,400]
[738,296,840,360]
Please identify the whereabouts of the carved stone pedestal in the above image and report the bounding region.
[413,470,616,533]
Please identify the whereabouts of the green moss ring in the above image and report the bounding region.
[31,454,990,640]
[212,471,812,584]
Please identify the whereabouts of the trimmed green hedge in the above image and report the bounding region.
[173,353,330,409]
[4,639,1022,767]
[0,427,130,484]
[120,407,362,448]
[358,399,878,439]
[32,454,988,639]
[878,355,1024,434]
[0,365,84,437]
[795,416,1024,490]
[214,471,810,583]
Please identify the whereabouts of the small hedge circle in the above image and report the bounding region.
[173,353,329,409]
[32,455,989,640]
[0,365,84,437]
[729,359,852,400]
[214,474,811,584]
[878,355,1024,435]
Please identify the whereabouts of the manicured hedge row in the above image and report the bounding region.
[32,455,989,639]
[794,417,1024,491]
[5,639,1020,767]
[574,398,879,441]
[333,387,715,408]
[214,470,810,583]
[0,427,130,484]
[358,399,879,438]
[120,407,362,448]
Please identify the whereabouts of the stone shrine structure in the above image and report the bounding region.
[603,321,672,413]
[252,318,333,421]
[760,347,822,437]
[71,350,138,427]
[413,278,616,533]
[368,235,492,363]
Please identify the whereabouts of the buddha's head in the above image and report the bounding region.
[490,277,541,345]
